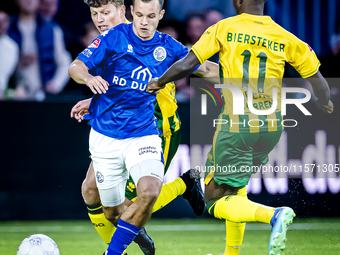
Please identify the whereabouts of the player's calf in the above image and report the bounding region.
[126,159,164,223]
[121,175,163,225]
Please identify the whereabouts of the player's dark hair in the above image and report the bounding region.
[131,0,164,11]
[84,0,124,8]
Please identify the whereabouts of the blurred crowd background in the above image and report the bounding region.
[0,0,340,103]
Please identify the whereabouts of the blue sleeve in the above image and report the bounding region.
[173,39,200,71]
[77,28,117,70]
[173,40,189,62]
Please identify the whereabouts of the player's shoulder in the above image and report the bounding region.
[203,16,238,34]
[158,31,185,49]
[154,31,187,59]
[158,31,175,43]
[217,16,243,28]
[269,20,303,43]
[218,16,240,26]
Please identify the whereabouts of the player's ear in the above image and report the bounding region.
[159,9,165,20]
[119,5,126,20]
[119,5,126,14]
[130,5,134,16]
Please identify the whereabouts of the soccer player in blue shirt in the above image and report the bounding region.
[69,0,217,254]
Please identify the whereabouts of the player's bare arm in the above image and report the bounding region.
[147,51,202,93]
[193,60,220,84]
[68,59,109,95]
[306,71,334,114]
[70,98,91,122]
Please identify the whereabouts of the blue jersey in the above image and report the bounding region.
[77,23,188,139]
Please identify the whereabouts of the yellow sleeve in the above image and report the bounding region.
[286,35,321,78]
[191,23,221,64]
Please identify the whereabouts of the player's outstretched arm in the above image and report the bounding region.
[306,71,334,114]
[70,98,91,122]
[147,51,200,93]
[68,59,109,95]
[193,60,220,84]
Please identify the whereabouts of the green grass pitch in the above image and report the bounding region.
[1,218,340,255]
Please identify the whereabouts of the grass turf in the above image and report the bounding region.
[1,218,340,255]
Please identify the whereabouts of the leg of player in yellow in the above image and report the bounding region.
[204,131,295,255]
[206,179,295,255]
[224,187,247,255]
[151,133,186,212]
[127,174,187,213]
[225,221,245,255]
[222,187,276,255]
[152,178,186,211]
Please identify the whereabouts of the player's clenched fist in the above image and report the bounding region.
[147,78,164,94]
[84,75,109,95]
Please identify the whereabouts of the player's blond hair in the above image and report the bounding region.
[84,0,124,8]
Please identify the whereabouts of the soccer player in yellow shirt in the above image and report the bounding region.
[147,0,333,254]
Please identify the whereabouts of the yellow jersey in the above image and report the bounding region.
[192,13,320,133]
[155,82,180,138]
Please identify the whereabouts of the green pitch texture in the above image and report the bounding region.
[1,218,339,255]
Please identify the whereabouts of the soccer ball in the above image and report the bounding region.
[17,234,60,255]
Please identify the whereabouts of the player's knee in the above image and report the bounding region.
[104,213,120,225]
[103,207,122,225]
[81,178,100,204]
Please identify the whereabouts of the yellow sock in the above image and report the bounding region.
[224,221,245,255]
[223,187,247,255]
[152,177,186,213]
[87,203,116,245]
[254,205,276,224]
[224,245,241,255]
[214,195,275,223]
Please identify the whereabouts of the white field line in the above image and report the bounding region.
[0,223,339,233]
